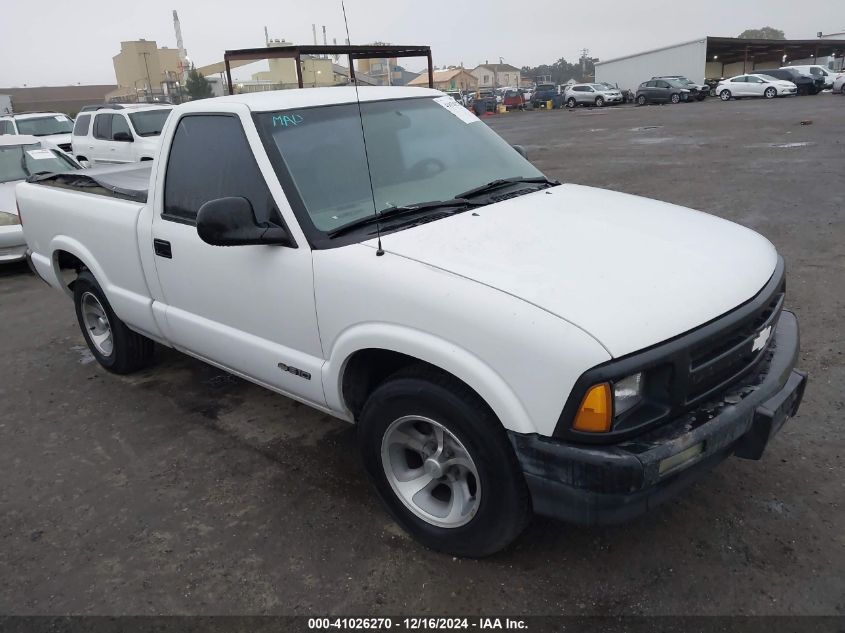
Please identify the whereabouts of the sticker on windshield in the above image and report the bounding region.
[26,149,54,160]
[54,115,66,122]
[433,96,479,124]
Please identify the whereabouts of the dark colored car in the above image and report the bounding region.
[756,68,824,95]
[636,79,691,105]
[531,83,564,109]
[653,76,708,101]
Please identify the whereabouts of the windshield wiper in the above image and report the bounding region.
[454,176,559,200]
[327,198,483,238]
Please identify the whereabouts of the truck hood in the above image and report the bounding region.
[374,184,778,357]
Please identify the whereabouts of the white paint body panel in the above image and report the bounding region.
[369,184,777,358]
[596,39,708,91]
[17,87,778,437]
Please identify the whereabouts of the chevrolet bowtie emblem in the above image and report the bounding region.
[751,325,772,353]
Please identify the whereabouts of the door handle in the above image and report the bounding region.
[153,239,172,259]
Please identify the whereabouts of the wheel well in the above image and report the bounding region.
[341,349,485,422]
[54,250,86,292]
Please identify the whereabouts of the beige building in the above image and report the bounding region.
[110,40,183,102]
[357,56,401,85]
[408,68,477,92]
[470,63,521,89]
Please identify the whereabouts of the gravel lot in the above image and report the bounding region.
[1,95,843,616]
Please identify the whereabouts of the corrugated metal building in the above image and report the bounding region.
[596,36,845,91]
[0,85,118,116]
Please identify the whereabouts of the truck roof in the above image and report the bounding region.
[177,86,441,114]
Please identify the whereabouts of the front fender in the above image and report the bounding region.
[323,322,536,434]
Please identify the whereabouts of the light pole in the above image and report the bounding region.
[140,51,153,102]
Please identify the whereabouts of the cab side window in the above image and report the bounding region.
[93,114,112,140]
[162,114,280,225]
[111,115,132,140]
[73,114,91,136]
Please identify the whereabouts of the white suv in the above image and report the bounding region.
[0,112,74,155]
[780,65,839,89]
[71,104,173,165]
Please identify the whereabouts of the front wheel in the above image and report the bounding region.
[358,365,531,557]
[720,89,732,101]
[595,96,604,107]
[566,97,577,108]
[73,271,154,374]
[670,93,681,104]
[764,87,777,99]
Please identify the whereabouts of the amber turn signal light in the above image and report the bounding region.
[572,383,613,433]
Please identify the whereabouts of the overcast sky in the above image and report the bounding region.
[1,0,843,87]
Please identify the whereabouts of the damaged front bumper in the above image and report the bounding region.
[509,310,807,526]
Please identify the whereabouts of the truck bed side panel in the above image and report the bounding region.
[18,182,165,342]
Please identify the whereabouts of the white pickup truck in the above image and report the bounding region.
[18,87,806,557]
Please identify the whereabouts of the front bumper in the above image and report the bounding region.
[509,311,806,526]
[0,225,26,263]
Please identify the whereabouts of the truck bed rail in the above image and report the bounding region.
[29,163,150,203]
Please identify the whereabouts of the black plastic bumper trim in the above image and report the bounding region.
[510,310,806,526]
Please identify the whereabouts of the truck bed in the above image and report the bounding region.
[31,163,151,203]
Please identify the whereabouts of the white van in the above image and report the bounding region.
[71,104,173,165]
[780,65,840,89]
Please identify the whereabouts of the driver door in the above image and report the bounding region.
[148,111,326,406]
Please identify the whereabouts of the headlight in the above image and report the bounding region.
[613,372,644,416]
[571,372,645,433]
[0,212,21,226]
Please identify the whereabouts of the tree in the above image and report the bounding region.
[521,56,600,85]
[185,69,213,100]
[738,27,786,40]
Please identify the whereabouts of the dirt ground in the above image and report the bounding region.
[1,95,843,616]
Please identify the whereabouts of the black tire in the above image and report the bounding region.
[764,87,777,99]
[595,96,604,107]
[720,89,732,101]
[637,94,647,106]
[73,270,154,374]
[566,97,577,108]
[358,364,531,557]
[670,93,681,104]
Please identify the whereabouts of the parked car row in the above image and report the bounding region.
[0,135,81,263]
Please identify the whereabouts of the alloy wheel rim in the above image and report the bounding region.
[80,292,113,357]
[381,415,481,529]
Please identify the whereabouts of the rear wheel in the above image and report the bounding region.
[73,271,154,374]
[720,89,732,101]
[358,365,531,557]
[764,87,777,99]
[637,94,647,106]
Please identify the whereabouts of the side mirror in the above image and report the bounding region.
[113,131,133,142]
[196,196,293,247]
[512,144,527,159]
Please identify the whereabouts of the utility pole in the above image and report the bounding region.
[580,48,589,78]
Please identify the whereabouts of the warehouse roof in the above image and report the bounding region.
[596,36,845,66]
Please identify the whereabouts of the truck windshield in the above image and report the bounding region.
[15,115,73,136]
[0,143,78,183]
[128,109,172,137]
[255,97,544,234]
